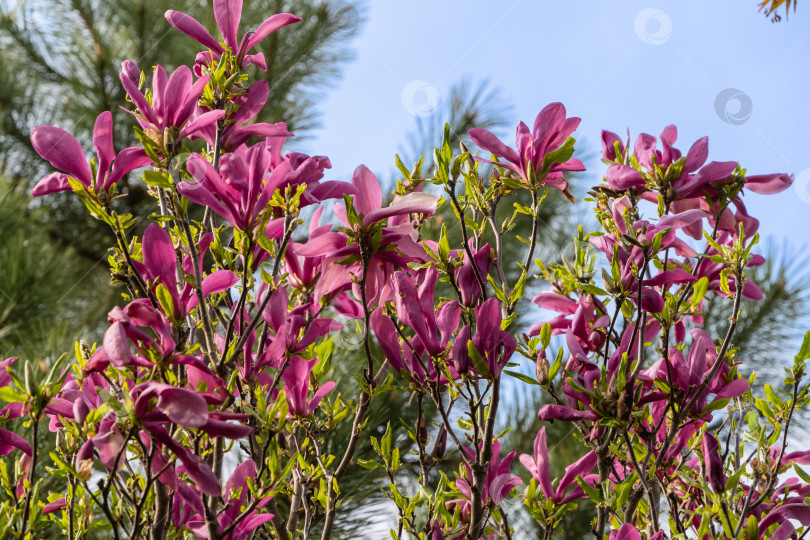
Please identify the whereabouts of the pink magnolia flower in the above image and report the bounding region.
[602,126,793,240]
[469,102,585,192]
[608,524,665,540]
[281,356,335,417]
[254,285,342,373]
[529,292,609,353]
[165,0,300,70]
[186,459,274,539]
[0,357,31,456]
[758,504,810,540]
[31,111,151,197]
[297,165,438,304]
[135,223,238,320]
[391,268,461,358]
[179,143,349,232]
[454,440,522,513]
[192,81,293,151]
[701,431,725,493]
[371,268,461,383]
[639,329,749,416]
[455,241,492,307]
[520,426,597,504]
[453,298,517,378]
[119,63,224,147]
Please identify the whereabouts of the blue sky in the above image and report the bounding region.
[305,0,809,250]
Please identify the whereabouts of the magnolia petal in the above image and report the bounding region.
[531,291,578,314]
[468,128,520,165]
[532,427,554,499]
[107,147,153,188]
[42,498,66,515]
[201,270,239,297]
[103,321,131,368]
[31,126,91,185]
[644,269,698,287]
[351,164,382,216]
[606,163,645,190]
[371,308,404,372]
[362,192,439,225]
[93,111,115,181]
[701,431,725,492]
[715,379,749,399]
[745,173,793,195]
[614,523,643,540]
[246,13,302,51]
[155,386,209,428]
[177,181,232,223]
[32,172,71,196]
[0,428,32,456]
[119,67,160,126]
[307,381,335,416]
[213,0,242,50]
[537,404,598,421]
[143,223,178,290]
[309,181,357,202]
[178,109,227,140]
[296,232,348,257]
[557,450,598,500]
[165,10,224,53]
[200,418,253,439]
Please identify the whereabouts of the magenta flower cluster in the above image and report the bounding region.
[6,0,808,538]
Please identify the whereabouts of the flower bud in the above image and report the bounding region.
[73,398,90,425]
[535,350,550,386]
[415,415,428,447]
[452,326,470,375]
[701,431,725,493]
[75,440,95,481]
[24,360,35,397]
[432,427,447,460]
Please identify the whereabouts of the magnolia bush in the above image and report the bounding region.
[3,1,809,539]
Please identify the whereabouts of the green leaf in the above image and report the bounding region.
[690,277,709,310]
[503,369,540,386]
[143,170,173,189]
[0,386,25,403]
[538,323,551,350]
[796,332,810,362]
[764,384,783,406]
[356,459,380,470]
[467,341,489,377]
[794,464,810,484]
[575,477,602,503]
[381,422,392,459]
[699,398,730,417]
[155,283,175,319]
[744,515,759,540]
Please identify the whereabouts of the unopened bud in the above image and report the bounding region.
[535,350,550,386]
[415,415,428,447]
[24,360,34,397]
[459,141,475,174]
[433,427,447,459]
[73,399,90,425]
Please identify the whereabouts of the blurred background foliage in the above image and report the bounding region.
[0,0,806,537]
